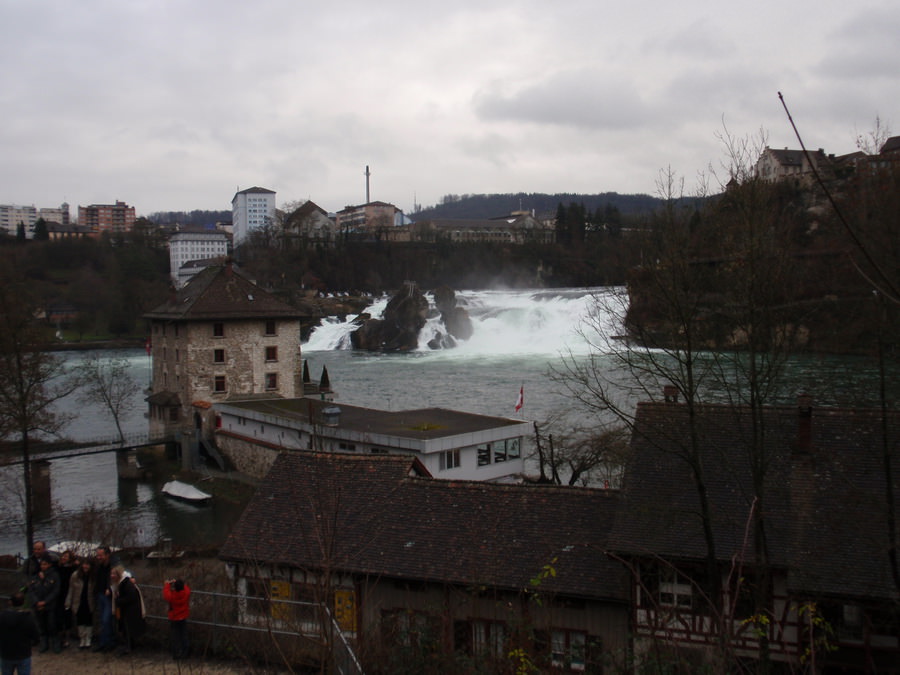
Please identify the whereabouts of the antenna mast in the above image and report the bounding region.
[364,165,371,204]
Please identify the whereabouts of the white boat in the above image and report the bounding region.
[162,480,212,503]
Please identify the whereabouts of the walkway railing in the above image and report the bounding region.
[0,569,363,674]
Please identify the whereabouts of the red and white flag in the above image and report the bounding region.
[515,385,524,412]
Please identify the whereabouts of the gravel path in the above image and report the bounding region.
[30,647,277,674]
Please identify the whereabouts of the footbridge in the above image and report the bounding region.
[2,428,227,477]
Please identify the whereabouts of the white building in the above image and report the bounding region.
[168,229,229,286]
[0,204,37,237]
[214,397,530,482]
[232,187,276,247]
[39,202,70,226]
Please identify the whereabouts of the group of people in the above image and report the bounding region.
[0,541,192,674]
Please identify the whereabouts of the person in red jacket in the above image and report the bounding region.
[162,579,190,659]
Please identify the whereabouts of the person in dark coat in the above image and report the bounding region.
[0,592,40,675]
[91,546,117,652]
[110,565,145,656]
[26,556,61,653]
[55,549,77,649]
[20,541,57,585]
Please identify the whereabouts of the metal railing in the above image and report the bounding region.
[0,570,363,674]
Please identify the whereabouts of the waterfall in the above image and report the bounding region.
[302,288,624,355]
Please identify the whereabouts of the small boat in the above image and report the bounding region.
[162,480,212,503]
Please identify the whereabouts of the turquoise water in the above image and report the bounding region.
[1,288,895,556]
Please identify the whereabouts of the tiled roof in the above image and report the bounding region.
[610,401,900,601]
[220,452,627,602]
[233,186,275,196]
[144,264,304,321]
[880,136,900,154]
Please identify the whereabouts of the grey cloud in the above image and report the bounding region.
[472,70,650,130]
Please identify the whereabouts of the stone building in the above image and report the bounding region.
[143,263,304,463]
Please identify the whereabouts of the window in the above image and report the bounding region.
[381,610,438,649]
[265,373,278,390]
[472,620,507,657]
[551,629,587,671]
[168,407,179,422]
[440,449,461,471]
[507,438,521,459]
[265,346,278,362]
[213,322,224,337]
[477,444,492,466]
[494,443,507,462]
[659,568,694,610]
[264,319,276,336]
[214,349,225,364]
[214,375,226,393]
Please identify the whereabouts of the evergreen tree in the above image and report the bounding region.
[33,218,49,241]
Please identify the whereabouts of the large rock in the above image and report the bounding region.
[350,283,429,351]
[433,285,473,342]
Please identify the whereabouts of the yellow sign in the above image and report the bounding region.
[270,580,291,622]
[334,589,357,632]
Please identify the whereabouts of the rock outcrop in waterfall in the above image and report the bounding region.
[350,282,474,351]
[351,282,429,351]
[427,285,474,349]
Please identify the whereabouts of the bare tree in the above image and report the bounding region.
[553,166,728,638]
[0,257,78,553]
[532,413,630,487]
[76,351,141,443]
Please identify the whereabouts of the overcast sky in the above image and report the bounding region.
[2,0,898,217]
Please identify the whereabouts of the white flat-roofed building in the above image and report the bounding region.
[169,229,229,286]
[214,397,529,482]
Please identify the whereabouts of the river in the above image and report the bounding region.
[1,287,894,556]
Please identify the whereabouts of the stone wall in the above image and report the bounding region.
[216,433,280,479]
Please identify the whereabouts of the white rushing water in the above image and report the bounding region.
[304,287,621,355]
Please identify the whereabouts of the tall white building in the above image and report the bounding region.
[231,187,276,247]
[168,229,230,287]
[0,204,37,237]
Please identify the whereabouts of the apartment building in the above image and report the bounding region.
[231,186,276,247]
[78,200,136,234]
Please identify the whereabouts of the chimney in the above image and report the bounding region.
[663,384,679,403]
[796,393,813,453]
[322,405,341,427]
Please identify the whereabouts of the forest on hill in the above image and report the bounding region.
[413,191,664,219]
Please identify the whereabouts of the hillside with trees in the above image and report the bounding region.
[413,191,663,219]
